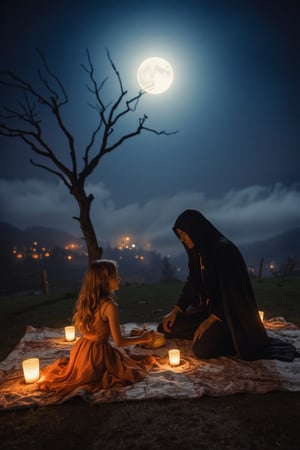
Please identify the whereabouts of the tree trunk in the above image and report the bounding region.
[72,185,103,264]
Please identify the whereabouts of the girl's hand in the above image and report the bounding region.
[130,328,144,337]
[130,323,148,337]
[142,330,155,344]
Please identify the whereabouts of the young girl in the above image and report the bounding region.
[38,260,155,394]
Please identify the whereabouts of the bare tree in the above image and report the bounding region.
[0,49,176,263]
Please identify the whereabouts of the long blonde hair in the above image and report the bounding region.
[73,259,118,333]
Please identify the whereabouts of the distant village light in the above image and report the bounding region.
[65,243,78,250]
[8,234,173,283]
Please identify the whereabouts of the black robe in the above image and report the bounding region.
[173,209,298,361]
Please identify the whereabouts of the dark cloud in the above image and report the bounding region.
[1,178,299,256]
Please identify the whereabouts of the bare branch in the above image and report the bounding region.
[110,91,144,126]
[81,49,107,124]
[142,126,178,136]
[83,120,103,164]
[0,119,75,180]
[30,159,72,190]
[49,94,78,174]
[36,49,68,106]
[106,116,178,153]
[80,114,177,180]
[1,53,78,175]
[105,48,124,93]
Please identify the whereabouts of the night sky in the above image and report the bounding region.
[0,0,299,256]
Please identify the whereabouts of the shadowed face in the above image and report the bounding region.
[176,228,195,249]
[109,271,121,292]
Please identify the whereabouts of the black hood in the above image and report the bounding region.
[173,209,225,251]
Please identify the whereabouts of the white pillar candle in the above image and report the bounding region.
[22,358,40,383]
[168,349,180,366]
[65,326,76,341]
[258,310,264,322]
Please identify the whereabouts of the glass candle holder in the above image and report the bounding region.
[65,326,76,341]
[168,349,180,366]
[22,358,40,383]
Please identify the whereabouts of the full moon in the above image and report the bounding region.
[137,57,174,95]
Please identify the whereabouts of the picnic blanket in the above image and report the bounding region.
[0,318,299,410]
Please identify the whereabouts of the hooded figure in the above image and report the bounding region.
[158,209,298,361]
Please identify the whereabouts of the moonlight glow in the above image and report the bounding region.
[137,57,174,94]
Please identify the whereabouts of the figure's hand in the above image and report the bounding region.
[193,324,205,344]
[162,309,178,333]
[192,315,218,344]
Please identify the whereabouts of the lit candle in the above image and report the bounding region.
[22,358,40,383]
[65,326,76,341]
[168,349,180,367]
[258,310,264,322]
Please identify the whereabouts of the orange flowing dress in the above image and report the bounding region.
[38,299,155,394]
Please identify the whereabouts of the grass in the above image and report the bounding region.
[0,278,299,449]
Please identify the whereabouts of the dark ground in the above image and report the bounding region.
[1,392,300,449]
[0,279,299,449]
